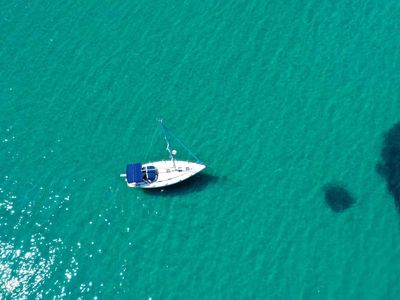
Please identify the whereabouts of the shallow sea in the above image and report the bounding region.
[1,0,400,299]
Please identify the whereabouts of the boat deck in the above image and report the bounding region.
[126,160,205,188]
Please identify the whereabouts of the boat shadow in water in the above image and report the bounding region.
[323,183,356,212]
[143,173,220,196]
[376,122,400,214]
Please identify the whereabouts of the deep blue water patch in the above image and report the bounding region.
[323,183,356,213]
[376,122,400,214]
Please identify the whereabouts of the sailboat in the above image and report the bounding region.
[120,120,206,188]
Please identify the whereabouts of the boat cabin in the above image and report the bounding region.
[126,163,158,184]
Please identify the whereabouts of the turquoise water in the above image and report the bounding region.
[1,0,400,298]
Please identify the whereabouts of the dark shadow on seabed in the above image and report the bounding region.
[143,173,221,197]
[376,122,400,214]
[323,183,356,212]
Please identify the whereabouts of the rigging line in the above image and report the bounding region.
[159,119,172,158]
[159,119,176,169]
[163,125,203,164]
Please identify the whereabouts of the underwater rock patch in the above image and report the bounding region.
[376,122,400,213]
[323,184,356,212]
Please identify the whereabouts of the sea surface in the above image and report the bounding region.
[1,0,400,299]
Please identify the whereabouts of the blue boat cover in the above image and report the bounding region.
[126,163,142,183]
[147,166,157,181]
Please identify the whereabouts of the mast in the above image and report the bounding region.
[159,119,177,169]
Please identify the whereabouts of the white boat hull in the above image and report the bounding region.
[122,160,206,189]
